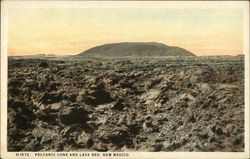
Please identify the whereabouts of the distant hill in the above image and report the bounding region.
[235,54,244,57]
[78,42,196,57]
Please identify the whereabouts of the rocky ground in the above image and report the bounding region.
[7,56,244,152]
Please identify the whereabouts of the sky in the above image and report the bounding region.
[8,7,244,56]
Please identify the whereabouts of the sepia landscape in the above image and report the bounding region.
[8,42,244,152]
[4,2,246,154]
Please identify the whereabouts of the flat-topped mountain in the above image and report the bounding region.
[78,42,196,57]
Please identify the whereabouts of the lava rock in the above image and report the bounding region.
[58,107,89,125]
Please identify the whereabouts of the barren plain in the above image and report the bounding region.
[8,55,244,152]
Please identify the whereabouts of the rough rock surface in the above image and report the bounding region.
[8,56,244,152]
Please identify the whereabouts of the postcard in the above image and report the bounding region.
[1,1,249,159]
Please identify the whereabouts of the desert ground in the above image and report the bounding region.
[7,55,244,152]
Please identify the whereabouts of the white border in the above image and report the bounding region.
[243,0,250,156]
[1,1,9,157]
[2,1,248,9]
